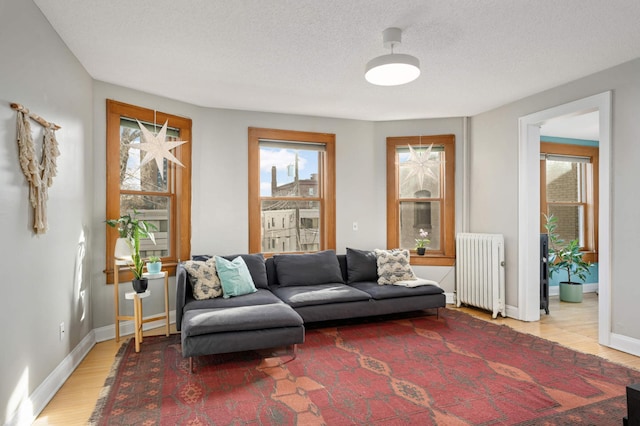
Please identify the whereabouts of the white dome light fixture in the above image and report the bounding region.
[365,27,420,86]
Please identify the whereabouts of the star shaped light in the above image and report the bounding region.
[402,144,440,188]
[129,120,188,178]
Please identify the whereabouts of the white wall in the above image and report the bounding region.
[0,1,93,424]
[470,59,640,340]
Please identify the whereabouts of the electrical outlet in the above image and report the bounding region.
[59,322,65,341]
[352,221,358,231]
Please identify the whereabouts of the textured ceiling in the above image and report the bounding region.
[35,0,640,122]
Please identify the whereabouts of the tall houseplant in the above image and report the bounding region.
[544,214,591,302]
[107,210,157,292]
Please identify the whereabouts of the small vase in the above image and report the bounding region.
[146,262,162,274]
[132,278,148,293]
[417,247,426,256]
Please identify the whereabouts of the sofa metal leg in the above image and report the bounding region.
[279,344,297,364]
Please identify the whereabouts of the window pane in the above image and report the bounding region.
[261,200,321,252]
[260,145,321,198]
[120,123,171,192]
[548,204,584,246]
[398,149,442,198]
[120,195,170,258]
[546,160,581,202]
[399,201,441,250]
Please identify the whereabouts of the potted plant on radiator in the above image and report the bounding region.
[544,214,591,303]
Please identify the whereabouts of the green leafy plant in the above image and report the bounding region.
[415,228,430,249]
[147,255,161,263]
[544,214,591,284]
[106,210,157,279]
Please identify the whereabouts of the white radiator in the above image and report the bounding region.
[456,233,506,318]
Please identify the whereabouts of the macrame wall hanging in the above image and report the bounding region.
[11,102,61,234]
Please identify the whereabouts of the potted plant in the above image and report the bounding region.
[146,255,162,274]
[415,228,430,256]
[107,210,157,292]
[544,214,591,302]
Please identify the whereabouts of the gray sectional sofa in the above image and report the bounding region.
[176,249,445,372]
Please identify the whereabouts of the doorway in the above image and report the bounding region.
[517,91,612,347]
[540,112,600,308]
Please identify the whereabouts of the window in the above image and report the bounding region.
[248,127,336,254]
[106,100,191,283]
[386,135,455,265]
[540,142,598,263]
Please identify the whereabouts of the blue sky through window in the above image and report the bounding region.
[260,147,319,196]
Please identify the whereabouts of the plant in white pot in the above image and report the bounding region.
[544,214,591,303]
[107,210,157,292]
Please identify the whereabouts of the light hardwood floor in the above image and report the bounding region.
[34,294,639,425]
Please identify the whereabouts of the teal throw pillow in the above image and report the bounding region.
[214,256,258,298]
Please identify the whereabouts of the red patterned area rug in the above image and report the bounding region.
[90,308,640,425]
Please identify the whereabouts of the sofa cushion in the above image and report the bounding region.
[215,256,258,298]
[183,288,282,312]
[274,250,344,287]
[181,258,223,300]
[346,247,378,283]
[272,283,371,308]
[192,253,269,289]
[350,281,444,300]
[182,303,303,337]
[375,249,416,285]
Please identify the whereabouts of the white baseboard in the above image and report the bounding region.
[94,310,176,342]
[6,331,96,426]
[610,332,640,358]
[445,292,455,305]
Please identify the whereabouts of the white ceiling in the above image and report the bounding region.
[35,0,640,122]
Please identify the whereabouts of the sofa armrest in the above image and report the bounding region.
[175,263,190,331]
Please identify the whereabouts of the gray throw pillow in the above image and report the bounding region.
[346,247,378,283]
[191,253,269,289]
[274,249,344,287]
[182,258,223,300]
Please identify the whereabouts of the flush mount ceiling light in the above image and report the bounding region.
[365,27,420,86]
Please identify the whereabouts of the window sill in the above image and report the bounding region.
[410,255,455,266]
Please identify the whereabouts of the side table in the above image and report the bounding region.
[114,260,170,352]
[125,289,150,352]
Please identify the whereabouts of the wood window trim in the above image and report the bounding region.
[248,127,336,255]
[540,141,598,263]
[105,100,192,283]
[386,135,456,266]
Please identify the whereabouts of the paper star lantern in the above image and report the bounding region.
[402,144,439,188]
[129,120,188,178]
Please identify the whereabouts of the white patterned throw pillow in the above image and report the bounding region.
[182,258,223,300]
[374,249,416,285]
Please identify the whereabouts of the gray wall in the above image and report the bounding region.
[0,1,93,423]
[91,82,463,328]
[470,58,640,338]
[4,1,640,422]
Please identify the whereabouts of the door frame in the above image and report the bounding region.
[517,91,611,346]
